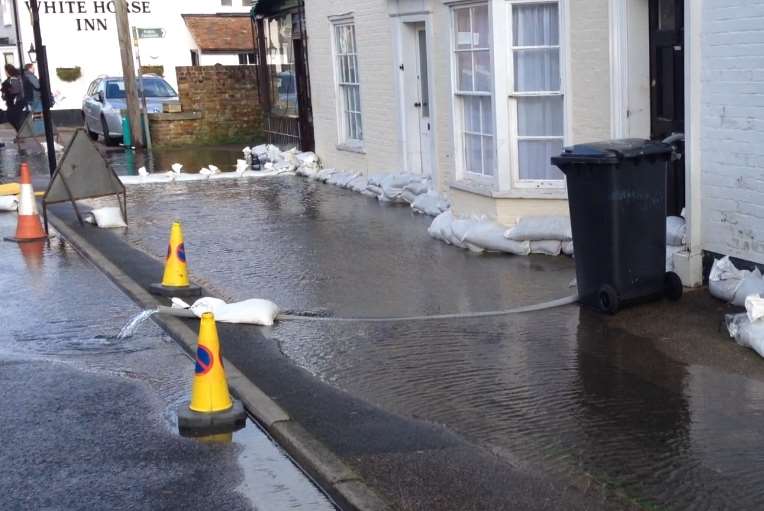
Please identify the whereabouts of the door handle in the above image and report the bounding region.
[414,102,421,108]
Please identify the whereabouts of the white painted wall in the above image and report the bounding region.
[700,0,764,265]
[199,53,241,66]
[16,0,251,111]
[304,0,401,174]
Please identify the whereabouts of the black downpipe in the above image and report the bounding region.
[29,0,56,175]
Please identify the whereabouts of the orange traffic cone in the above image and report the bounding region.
[4,163,47,243]
[177,313,246,437]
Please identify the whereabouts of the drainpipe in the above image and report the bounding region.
[11,0,24,66]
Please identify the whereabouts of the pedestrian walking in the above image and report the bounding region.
[2,64,27,132]
[22,64,42,114]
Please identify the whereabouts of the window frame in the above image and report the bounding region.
[330,17,364,148]
[449,2,497,184]
[507,0,569,190]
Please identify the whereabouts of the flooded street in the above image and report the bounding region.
[0,212,334,511]
[105,172,764,510]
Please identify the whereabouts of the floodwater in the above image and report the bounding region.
[113,175,764,509]
[0,213,334,511]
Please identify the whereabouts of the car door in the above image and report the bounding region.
[83,79,101,130]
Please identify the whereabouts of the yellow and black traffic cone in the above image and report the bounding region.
[177,312,246,436]
[150,221,201,297]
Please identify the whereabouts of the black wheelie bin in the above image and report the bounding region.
[551,139,683,314]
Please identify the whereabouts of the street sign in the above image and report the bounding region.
[136,28,165,39]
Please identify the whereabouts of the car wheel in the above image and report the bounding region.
[101,115,119,146]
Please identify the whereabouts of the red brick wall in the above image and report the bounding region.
[149,65,263,146]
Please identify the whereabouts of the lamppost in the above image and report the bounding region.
[27,0,56,176]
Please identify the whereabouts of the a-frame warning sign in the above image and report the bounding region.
[42,128,126,228]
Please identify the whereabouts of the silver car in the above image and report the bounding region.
[82,75,179,146]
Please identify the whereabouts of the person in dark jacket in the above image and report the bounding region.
[2,64,26,132]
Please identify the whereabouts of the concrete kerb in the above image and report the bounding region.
[46,211,390,511]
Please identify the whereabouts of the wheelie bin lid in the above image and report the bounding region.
[551,138,673,166]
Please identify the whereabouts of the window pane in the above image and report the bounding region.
[518,140,565,180]
[513,3,559,46]
[513,48,560,92]
[454,8,472,50]
[474,50,491,92]
[355,113,363,140]
[457,51,473,91]
[482,136,495,176]
[480,96,493,135]
[472,5,490,48]
[464,96,481,132]
[517,96,563,136]
[465,133,483,173]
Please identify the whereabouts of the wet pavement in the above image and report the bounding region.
[0,213,334,510]
[92,172,764,510]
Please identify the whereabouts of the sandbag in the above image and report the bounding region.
[667,216,687,246]
[562,240,574,256]
[404,180,429,196]
[505,216,572,241]
[400,190,418,204]
[530,240,562,256]
[732,271,764,307]
[0,195,18,211]
[709,256,746,303]
[175,296,280,326]
[726,313,764,358]
[428,210,456,244]
[347,176,367,192]
[85,207,127,228]
[746,294,764,322]
[411,191,449,216]
[462,220,530,255]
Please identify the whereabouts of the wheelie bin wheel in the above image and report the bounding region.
[598,285,619,314]
[664,272,683,301]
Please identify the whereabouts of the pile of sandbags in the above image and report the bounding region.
[428,211,530,255]
[665,215,688,271]
[504,216,573,256]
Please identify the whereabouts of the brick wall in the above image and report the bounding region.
[701,0,764,264]
[149,65,263,147]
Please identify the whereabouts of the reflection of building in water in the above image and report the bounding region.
[252,0,313,151]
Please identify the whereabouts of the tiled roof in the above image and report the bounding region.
[183,14,255,52]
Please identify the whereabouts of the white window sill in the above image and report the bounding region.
[450,179,568,200]
[336,142,366,154]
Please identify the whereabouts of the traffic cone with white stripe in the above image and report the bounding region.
[4,163,47,243]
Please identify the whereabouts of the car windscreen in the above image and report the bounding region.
[105,78,177,99]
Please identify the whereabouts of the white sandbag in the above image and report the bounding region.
[666,245,683,272]
[315,168,337,182]
[347,176,367,192]
[562,240,574,256]
[85,207,127,228]
[170,163,183,174]
[666,216,687,246]
[732,270,764,307]
[404,180,429,196]
[746,294,764,322]
[296,151,317,164]
[411,191,450,216]
[462,220,531,255]
[505,216,572,241]
[400,190,418,204]
[367,174,384,187]
[365,184,383,197]
[428,210,456,243]
[266,144,283,163]
[726,313,764,358]
[360,188,378,198]
[176,296,280,326]
[138,166,148,176]
[0,195,18,211]
[709,256,746,303]
[530,240,562,256]
[449,216,473,249]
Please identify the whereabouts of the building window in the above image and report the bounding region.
[238,53,256,65]
[4,52,13,65]
[333,22,362,143]
[510,1,564,183]
[190,50,199,66]
[1,0,11,26]
[452,4,494,177]
[221,0,232,6]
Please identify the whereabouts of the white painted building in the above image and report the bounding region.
[14,0,255,112]
[305,0,764,286]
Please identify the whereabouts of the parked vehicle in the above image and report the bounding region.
[81,75,179,146]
